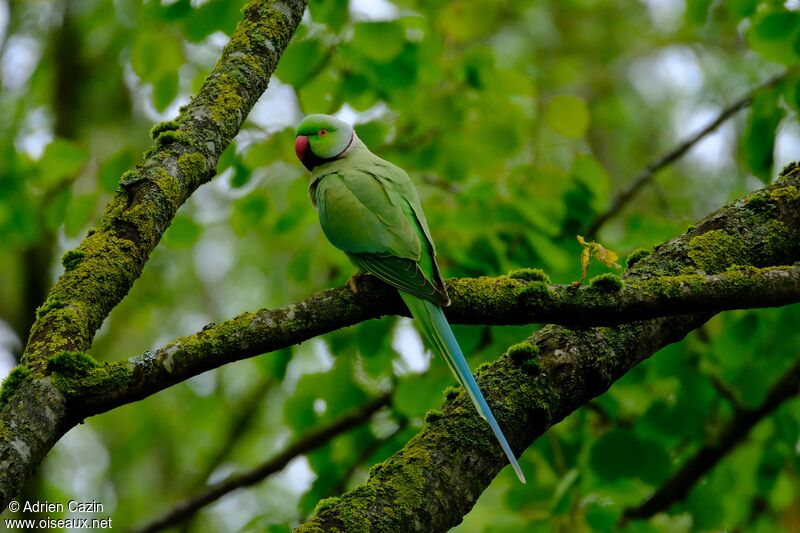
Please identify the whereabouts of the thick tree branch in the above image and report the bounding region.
[584,71,790,238]
[131,392,392,533]
[63,263,800,421]
[622,357,800,521]
[294,167,800,532]
[0,0,307,508]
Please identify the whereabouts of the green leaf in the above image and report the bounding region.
[276,38,329,87]
[309,0,349,32]
[242,128,296,171]
[746,10,800,64]
[583,497,620,530]
[545,95,590,139]
[728,0,757,19]
[131,30,183,80]
[354,120,390,148]
[571,154,611,212]
[284,355,368,432]
[298,69,342,115]
[686,0,714,26]
[589,428,671,484]
[341,73,378,111]
[351,21,407,62]
[356,319,394,359]
[98,149,135,193]
[744,89,785,183]
[230,194,269,236]
[45,189,70,231]
[39,139,88,186]
[182,0,241,42]
[549,468,579,514]
[163,214,201,248]
[152,73,179,112]
[395,369,452,419]
[64,194,96,237]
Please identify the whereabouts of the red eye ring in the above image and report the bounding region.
[319,128,328,136]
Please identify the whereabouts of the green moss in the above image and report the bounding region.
[314,496,340,515]
[507,342,539,364]
[625,248,650,269]
[517,280,551,300]
[61,249,85,271]
[424,409,443,423]
[770,184,800,203]
[120,170,138,186]
[588,273,623,291]
[209,74,244,134]
[149,120,179,140]
[154,130,181,147]
[35,298,66,320]
[50,360,133,399]
[743,191,772,211]
[0,365,32,408]
[687,229,747,273]
[48,351,99,375]
[760,219,797,260]
[507,342,541,376]
[177,152,206,184]
[508,268,550,283]
[444,386,460,400]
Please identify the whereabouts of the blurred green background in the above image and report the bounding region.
[1,0,799,531]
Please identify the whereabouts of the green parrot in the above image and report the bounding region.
[295,114,525,483]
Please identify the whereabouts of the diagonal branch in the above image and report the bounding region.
[584,70,791,238]
[294,167,800,532]
[130,392,392,533]
[0,0,308,508]
[622,357,800,521]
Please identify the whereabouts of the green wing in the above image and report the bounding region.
[313,160,449,306]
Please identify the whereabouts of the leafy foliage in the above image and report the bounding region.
[0,0,798,531]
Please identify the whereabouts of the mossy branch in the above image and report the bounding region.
[60,263,800,420]
[295,167,800,532]
[0,0,307,508]
[24,0,306,368]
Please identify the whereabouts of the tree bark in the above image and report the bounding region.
[0,0,307,507]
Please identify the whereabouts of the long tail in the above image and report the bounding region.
[400,292,526,483]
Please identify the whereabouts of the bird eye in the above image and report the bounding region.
[318,129,328,136]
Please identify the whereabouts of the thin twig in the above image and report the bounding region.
[584,71,791,238]
[190,379,273,489]
[622,358,800,521]
[130,392,392,533]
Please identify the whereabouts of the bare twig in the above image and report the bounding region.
[584,71,791,238]
[130,392,392,533]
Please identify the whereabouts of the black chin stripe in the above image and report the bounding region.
[333,131,355,159]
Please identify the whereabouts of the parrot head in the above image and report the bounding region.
[295,114,354,171]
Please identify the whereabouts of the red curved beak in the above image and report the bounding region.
[295,135,312,171]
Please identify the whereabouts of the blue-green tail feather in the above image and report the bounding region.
[400,292,526,483]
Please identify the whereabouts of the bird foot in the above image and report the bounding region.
[347,271,368,294]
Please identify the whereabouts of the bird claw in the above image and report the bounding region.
[348,272,367,294]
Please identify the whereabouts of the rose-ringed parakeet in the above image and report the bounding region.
[295,114,525,483]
